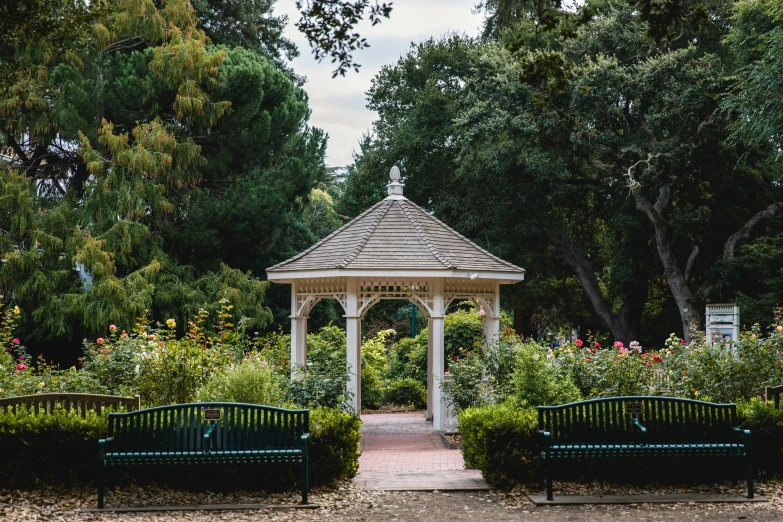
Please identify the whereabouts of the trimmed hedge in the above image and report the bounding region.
[459,401,539,489]
[0,405,360,488]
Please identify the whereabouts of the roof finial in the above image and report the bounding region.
[387,165,404,197]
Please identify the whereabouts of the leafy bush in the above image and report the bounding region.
[513,343,581,406]
[738,398,783,475]
[194,353,287,405]
[384,377,427,408]
[444,308,484,362]
[440,350,491,413]
[0,409,108,485]
[459,401,539,489]
[309,406,361,484]
[386,334,428,384]
[361,330,393,410]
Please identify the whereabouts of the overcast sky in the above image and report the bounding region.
[276,1,485,167]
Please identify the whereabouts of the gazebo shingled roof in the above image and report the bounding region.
[267,196,524,275]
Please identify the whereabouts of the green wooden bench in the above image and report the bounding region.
[538,397,752,501]
[97,403,309,509]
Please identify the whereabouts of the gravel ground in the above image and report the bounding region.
[3,480,783,521]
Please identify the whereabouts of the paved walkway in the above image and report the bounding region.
[355,412,489,491]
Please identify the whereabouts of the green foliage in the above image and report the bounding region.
[308,406,361,483]
[384,378,427,409]
[360,329,393,410]
[194,353,287,405]
[444,308,485,361]
[441,351,490,413]
[737,398,783,475]
[458,401,539,489]
[0,408,108,485]
[513,342,580,406]
[385,334,428,384]
[287,326,352,410]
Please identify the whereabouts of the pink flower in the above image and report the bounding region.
[96,338,104,345]
[12,338,20,344]
[613,341,624,349]
[593,342,601,348]
[646,362,651,367]
[444,370,449,376]
[149,334,156,341]
[109,325,117,331]
[16,363,26,371]
[575,339,583,347]
[18,355,24,361]
[478,308,486,317]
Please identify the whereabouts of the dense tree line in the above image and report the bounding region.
[343,0,783,344]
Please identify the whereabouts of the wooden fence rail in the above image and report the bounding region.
[0,393,141,417]
[765,385,783,409]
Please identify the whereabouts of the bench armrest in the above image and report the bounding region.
[539,430,551,451]
[632,418,647,434]
[203,424,217,452]
[98,437,114,461]
[301,433,310,455]
[733,427,751,442]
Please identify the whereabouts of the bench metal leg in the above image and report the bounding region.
[97,460,105,509]
[542,454,553,501]
[746,454,754,499]
[301,459,309,504]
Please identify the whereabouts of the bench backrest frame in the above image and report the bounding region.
[538,396,738,444]
[107,402,310,453]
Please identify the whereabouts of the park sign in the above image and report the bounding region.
[705,303,739,344]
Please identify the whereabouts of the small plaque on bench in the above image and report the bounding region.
[203,408,222,422]
[624,402,643,415]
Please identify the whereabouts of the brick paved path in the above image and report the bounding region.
[355,412,489,490]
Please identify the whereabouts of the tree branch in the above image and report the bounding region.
[723,201,783,261]
[684,244,699,282]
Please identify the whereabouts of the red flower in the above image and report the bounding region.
[452,355,457,361]
[575,339,583,347]
[18,355,24,361]
[585,356,591,361]
[16,363,26,371]
[591,349,596,354]
[680,339,686,344]
[96,338,104,345]
[653,355,663,363]
[593,342,601,348]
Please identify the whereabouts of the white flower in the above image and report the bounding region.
[135,364,141,374]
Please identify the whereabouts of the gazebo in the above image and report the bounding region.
[266,167,525,432]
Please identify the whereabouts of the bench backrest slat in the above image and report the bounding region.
[539,397,737,444]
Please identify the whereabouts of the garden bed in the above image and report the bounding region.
[441,431,461,450]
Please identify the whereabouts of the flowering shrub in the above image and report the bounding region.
[512,342,580,406]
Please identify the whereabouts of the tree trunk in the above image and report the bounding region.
[541,225,645,343]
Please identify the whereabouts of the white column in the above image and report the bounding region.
[345,278,362,416]
[426,316,434,421]
[482,284,501,348]
[431,278,447,432]
[290,283,307,377]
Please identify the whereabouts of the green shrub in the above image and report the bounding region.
[194,353,288,405]
[441,350,490,413]
[361,330,393,410]
[738,398,783,475]
[309,406,361,484]
[459,401,539,489]
[444,308,484,362]
[513,343,581,406]
[385,377,427,408]
[287,325,353,410]
[0,409,108,485]
[386,334,427,384]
